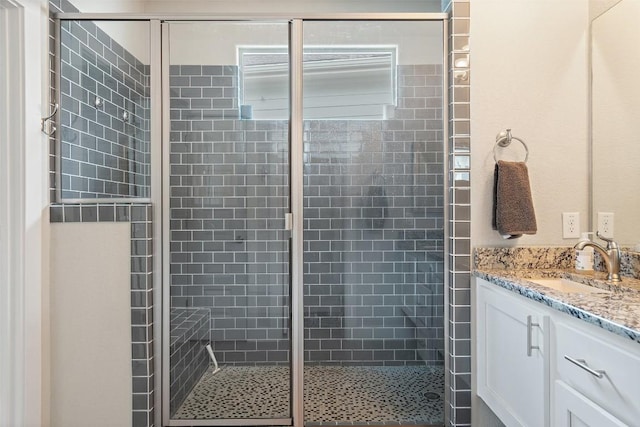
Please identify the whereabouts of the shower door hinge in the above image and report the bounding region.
[285,213,293,231]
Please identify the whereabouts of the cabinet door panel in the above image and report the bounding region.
[554,381,626,427]
[476,280,549,427]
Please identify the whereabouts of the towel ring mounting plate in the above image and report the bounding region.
[493,129,529,163]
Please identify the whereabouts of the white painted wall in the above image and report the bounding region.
[50,223,132,427]
[0,1,49,426]
[591,0,640,246]
[589,0,621,19]
[470,0,590,248]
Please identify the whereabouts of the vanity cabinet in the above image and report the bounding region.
[476,278,640,427]
[476,279,550,427]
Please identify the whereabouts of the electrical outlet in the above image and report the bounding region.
[597,212,614,238]
[562,212,580,238]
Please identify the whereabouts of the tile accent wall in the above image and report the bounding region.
[446,1,472,426]
[169,64,445,367]
[54,0,150,199]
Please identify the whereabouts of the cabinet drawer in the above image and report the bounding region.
[554,380,627,427]
[555,320,640,425]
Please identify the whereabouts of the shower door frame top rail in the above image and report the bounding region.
[54,12,449,427]
[55,12,448,21]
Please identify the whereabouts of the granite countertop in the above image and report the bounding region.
[473,247,640,345]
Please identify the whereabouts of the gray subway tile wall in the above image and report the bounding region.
[169,64,445,367]
[303,64,444,366]
[169,64,292,367]
[58,18,150,199]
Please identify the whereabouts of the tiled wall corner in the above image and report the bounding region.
[447,0,472,426]
[130,204,155,427]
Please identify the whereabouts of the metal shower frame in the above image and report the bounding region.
[54,12,450,427]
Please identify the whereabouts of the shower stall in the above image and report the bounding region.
[55,13,447,427]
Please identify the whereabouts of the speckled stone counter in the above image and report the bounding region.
[473,247,640,345]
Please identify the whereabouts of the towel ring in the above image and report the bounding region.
[493,128,529,163]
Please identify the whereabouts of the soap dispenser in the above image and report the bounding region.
[575,232,594,271]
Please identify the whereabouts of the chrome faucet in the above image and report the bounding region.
[574,232,622,282]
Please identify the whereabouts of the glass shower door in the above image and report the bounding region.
[301,21,446,425]
[163,21,292,424]
[161,18,445,426]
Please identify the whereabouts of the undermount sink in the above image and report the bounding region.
[527,278,611,294]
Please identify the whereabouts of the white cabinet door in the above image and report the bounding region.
[476,279,550,427]
[554,381,627,427]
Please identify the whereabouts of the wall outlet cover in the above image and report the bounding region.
[597,212,614,239]
[562,212,580,239]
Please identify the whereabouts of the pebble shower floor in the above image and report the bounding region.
[174,365,445,425]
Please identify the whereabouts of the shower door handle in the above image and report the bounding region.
[285,213,293,231]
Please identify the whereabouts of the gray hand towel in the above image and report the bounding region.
[492,160,537,239]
